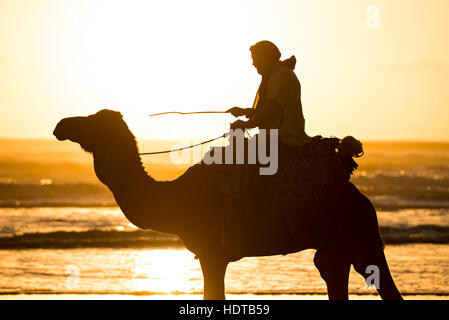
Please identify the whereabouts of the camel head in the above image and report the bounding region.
[53,109,137,154]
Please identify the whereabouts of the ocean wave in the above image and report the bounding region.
[380,225,449,244]
[0,199,117,208]
[2,198,449,210]
[352,174,449,200]
[371,196,449,210]
[0,230,183,249]
[1,174,449,209]
[1,226,448,249]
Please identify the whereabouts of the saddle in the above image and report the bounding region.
[211,135,362,202]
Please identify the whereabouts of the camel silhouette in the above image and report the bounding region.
[53,109,403,300]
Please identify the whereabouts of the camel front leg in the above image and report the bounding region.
[199,256,228,300]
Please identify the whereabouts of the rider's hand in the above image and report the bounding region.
[226,106,247,117]
[230,119,247,130]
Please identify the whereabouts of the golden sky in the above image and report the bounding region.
[0,0,448,141]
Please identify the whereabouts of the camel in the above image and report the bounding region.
[53,109,403,300]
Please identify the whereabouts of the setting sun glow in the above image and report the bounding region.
[1,0,448,141]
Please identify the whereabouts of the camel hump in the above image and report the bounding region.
[201,135,364,254]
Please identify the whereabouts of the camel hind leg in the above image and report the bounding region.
[352,248,403,300]
[314,250,351,300]
[347,185,403,300]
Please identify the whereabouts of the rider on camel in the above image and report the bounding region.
[227,40,312,150]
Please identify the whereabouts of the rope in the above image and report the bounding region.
[139,133,227,155]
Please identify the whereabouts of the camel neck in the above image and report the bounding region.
[93,150,180,235]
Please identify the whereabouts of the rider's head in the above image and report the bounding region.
[250,40,281,76]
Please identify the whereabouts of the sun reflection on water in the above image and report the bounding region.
[129,249,202,294]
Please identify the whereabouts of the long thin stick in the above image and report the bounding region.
[148,111,228,117]
[141,109,230,155]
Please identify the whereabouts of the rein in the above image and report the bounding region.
[139,133,227,155]
[139,110,230,156]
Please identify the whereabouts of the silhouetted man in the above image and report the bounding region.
[225,41,316,246]
[228,40,311,147]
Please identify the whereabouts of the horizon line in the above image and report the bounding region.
[0,136,449,144]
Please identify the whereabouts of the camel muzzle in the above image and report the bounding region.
[53,121,68,141]
[53,117,84,141]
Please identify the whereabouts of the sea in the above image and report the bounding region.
[0,139,448,299]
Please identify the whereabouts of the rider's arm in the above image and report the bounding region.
[231,68,294,130]
[245,108,257,118]
[244,100,282,129]
[245,68,293,129]
[227,107,256,118]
